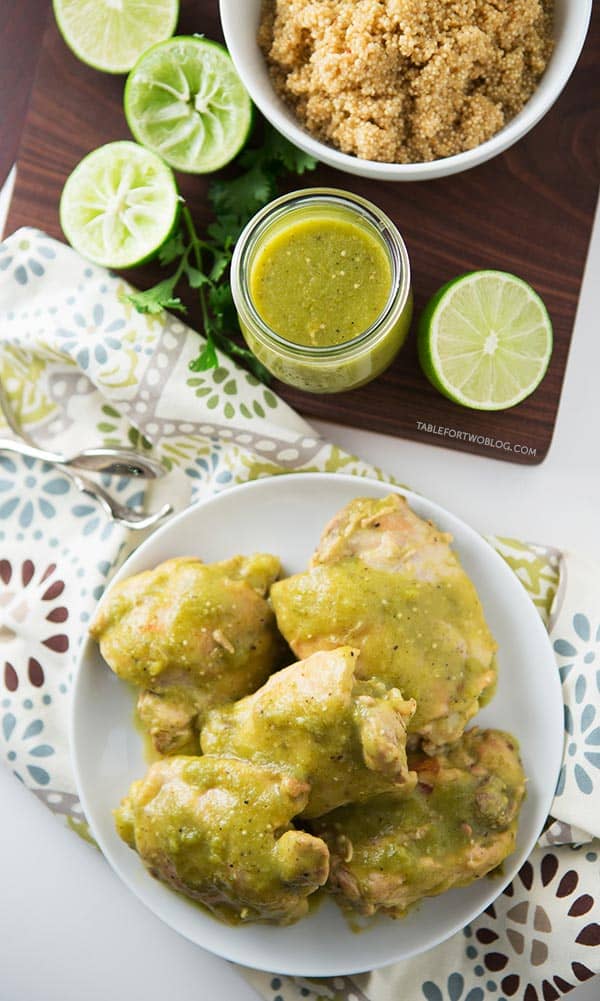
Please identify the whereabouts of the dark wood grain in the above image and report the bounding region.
[5,2,600,464]
[0,0,48,187]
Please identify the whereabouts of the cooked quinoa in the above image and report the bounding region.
[258,0,554,163]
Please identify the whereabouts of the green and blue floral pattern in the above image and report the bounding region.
[554,613,600,799]
[0,232,55,285]
[422,973,484,1001]
[2,711,54,785]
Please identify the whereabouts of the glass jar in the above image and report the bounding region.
[230,188,413,393]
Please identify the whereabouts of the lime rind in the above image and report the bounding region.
[60,141,180,269]
[418,270,553,411]
[124,36,253,174]
[53,0,179,75]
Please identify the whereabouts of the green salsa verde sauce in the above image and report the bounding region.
[249,214,392,347]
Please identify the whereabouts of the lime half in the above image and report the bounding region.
[60,141,180,269]
[53,0,179,74]
[124,36,253,174]
[418,271,553,411]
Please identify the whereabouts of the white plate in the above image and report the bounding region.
[71,473,563,976]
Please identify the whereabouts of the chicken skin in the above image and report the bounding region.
[90,555,286,754]
[201,647,417,818]
[115,755,329,925]
[311,728,525,919]
[270,495,497,752]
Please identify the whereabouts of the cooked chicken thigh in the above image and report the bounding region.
[115,755,329,925]
[90,555,286,754]
[311,728,525,918]
[271,495,497,751]
[201,646,416,817]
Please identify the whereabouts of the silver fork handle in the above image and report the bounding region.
[0,436,65,465]
[0,436,165,480]
[60,448,166,479]
[60,464,172,531]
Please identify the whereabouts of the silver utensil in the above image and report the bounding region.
[63,471,173,531]
[0,385,172,530]
[0,436,166,479]
[0,381,165,479]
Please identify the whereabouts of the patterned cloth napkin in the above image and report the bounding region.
[0,229,598,1001]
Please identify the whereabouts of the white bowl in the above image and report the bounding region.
[71,474,563,976]
[219,0,592,181]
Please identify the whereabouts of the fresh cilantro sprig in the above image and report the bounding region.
[125,123,317,382]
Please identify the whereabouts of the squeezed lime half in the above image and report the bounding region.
[124,36,253,174]
[60,141,180,269]
[417,270,553,411]
[53,0,179,74]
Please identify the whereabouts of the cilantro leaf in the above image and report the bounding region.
[189,336,219,371]
[261,126,318,174]
[184,263,210,289]
[206,216,238,247]
[208,163,276,228]
[124,278,186,315]
[209,248,231,283]
[208,283,237,333]
[158,231,186,266]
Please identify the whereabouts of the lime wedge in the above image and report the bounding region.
[60,141,180,269]
[417,271,553,410]
[53,0,179,74]
[124,36,253,174]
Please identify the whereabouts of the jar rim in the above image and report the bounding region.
[230,187,412,359]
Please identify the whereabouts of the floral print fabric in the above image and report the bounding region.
[0,228,598,1000]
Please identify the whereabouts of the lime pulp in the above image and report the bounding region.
[52,0,179,74]
[124,36,253,174]
[417,270,553,411]
[59,141,180,269]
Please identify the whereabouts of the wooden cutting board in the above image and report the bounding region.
[6,1,600,464]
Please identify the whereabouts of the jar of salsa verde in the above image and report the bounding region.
[230,188,413,393]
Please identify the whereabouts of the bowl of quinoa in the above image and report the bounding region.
[219,0,592,180]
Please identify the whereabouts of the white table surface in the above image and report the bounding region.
[0,169,598,1001]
